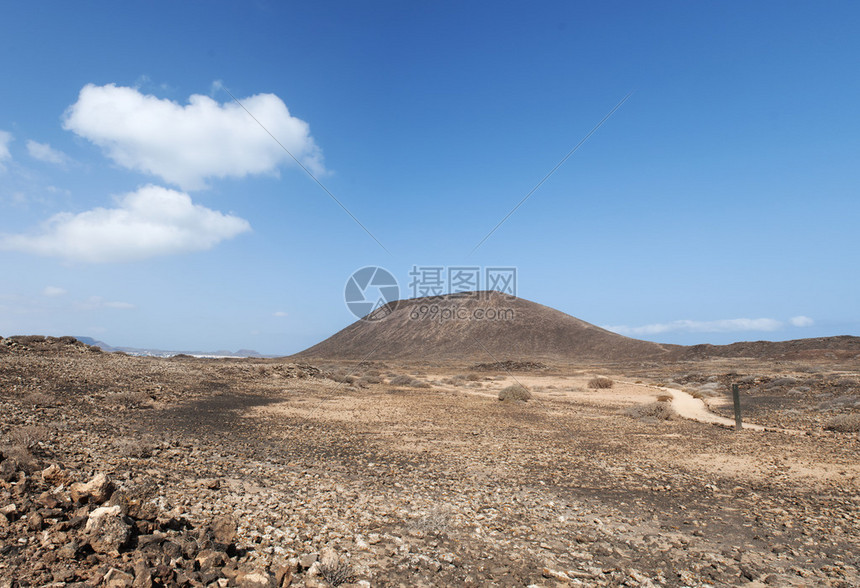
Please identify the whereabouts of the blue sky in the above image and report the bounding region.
[1,1,858,354]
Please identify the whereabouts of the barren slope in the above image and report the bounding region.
[294,291,677,362]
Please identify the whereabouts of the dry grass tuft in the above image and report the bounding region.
[409,507,452,536]
[588,376,614,389]
[107,390,151,408]
[625,402,675,421]
[114,437,154,458]
[388,375,431,388]
[23,392,54,407]
[388,375,414,386]
[357,375,382,386]
[328,372,356,385]
[318,555,355,586]
[825,413,860,433]
[498,384,531,402]
[8,425,48,451]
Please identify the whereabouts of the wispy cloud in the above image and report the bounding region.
[273,311,288,317]
[76,296,135,311]
[604,317,784,336]
[26,140,73,166]
[0,130,12,170]
[790,315,814,327]
[0,184,251,262]
[43,286,67,297]
[63,83,324,190]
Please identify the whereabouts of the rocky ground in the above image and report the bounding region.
[1,336,859,587]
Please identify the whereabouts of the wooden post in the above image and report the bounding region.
[732,383,743,431]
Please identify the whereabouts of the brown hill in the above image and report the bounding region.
[294,291,677,362]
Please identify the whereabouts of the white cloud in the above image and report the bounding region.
[104,300,135,309]
[43,286,67,297]
[77,296,135,311]
[273,311,288,317]
[790,315,814,327]
[26,140,72,166]
[0,184,251,262]
[604,317,784,336]
[63,83,324,190]
[0,130,12,169]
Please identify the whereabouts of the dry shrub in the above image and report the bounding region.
[765,377,798,389]
[23,392,54,407]
[318,555,355,586]
[114,437,154,458]
[409,507,452,536]
[9,425,48,450]
[656,394,672,402]
[588,377,614,389]
[107,390,151,408]
[329,373,355,385]
[389,375,415,386]
[358,375,382,386]
[498,384,531,402]
[626,402,675,421]
[825,413,860,433]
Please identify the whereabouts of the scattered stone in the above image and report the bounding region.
[85,505,131,555]
[103,567,134,588]
[212,514,237,546]
[70,473,113,504]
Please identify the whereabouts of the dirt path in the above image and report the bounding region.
[658,386,768,431]
[423,373,797,433]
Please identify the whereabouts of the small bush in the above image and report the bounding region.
[318,555,355,586]
[329,373,355,385]
[498,384,531,402]
[409,507,451,536]
[8,425,48,452]
[626,402,675,421]
[358,375,382,386]
[23,392,54,407]
[588,377,614,389]
[389,375,415,386]
[107,390,151,408]
[825,413,860,433]
[656,394,672,403]
[115,437,154,458]
[765,377,798,389]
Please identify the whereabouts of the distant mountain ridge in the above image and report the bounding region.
[674,335,860,360]
[74,337,267,358]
